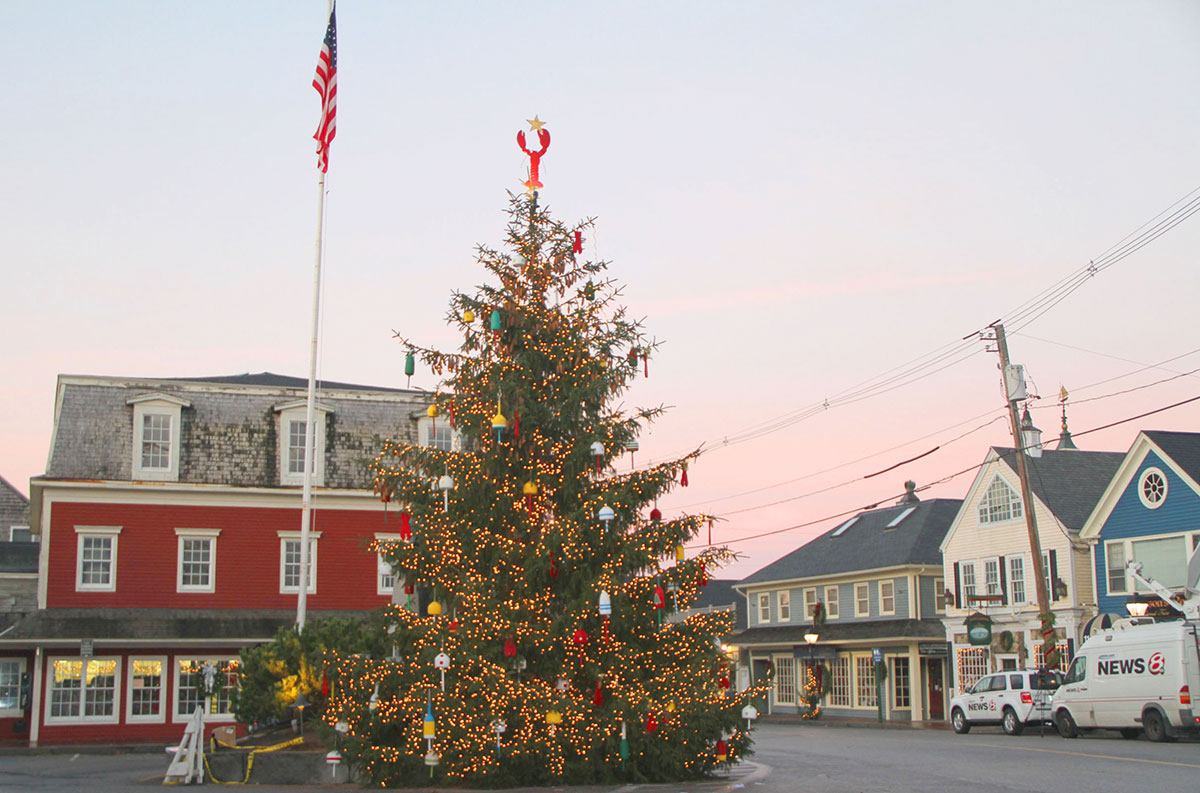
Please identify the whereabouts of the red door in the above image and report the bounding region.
[926,660,944,719]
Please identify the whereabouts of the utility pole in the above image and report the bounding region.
[988,322,1057,670]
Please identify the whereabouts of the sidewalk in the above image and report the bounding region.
[759,713,951,730]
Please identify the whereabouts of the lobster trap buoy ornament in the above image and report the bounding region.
[399,511,412,542]
[650,506,662,522]
[598,590,612,644]
[490,308,502,341]
[434,652,451,691]
[404,350,415,386]
[715,738,728,762]
[523,481,538,520]
[437,475,454,511]
[462,308,475,323]
[492,402,508,442]
[624,439,639,468]
[491,720,506,756]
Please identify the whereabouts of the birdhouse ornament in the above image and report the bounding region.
[590,441,605,474]
[438,475,454,512]
[598,506,615,531]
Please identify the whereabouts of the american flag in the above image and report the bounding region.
[312,4,337,173]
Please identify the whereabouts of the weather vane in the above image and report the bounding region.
[517,115,550,195]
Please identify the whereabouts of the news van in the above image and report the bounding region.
[1051,618,1200,741]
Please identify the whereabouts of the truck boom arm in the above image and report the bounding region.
[1126,560,1200,621]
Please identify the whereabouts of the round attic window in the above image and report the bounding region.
[1138,467,1167,509]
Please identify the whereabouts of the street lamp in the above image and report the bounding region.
[804,629,819,665]
[291,691,311,740]
[1125,594,1151,618]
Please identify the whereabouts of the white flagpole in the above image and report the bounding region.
[297,167,327,633]
[298,0,335,633]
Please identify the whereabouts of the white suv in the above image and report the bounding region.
[950,669,1064,735]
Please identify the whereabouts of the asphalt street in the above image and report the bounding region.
[2,721,1198,792]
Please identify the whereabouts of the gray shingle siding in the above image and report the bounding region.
[44,375,426,489]
[0,476,30,539]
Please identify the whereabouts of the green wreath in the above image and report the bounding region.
[998,630,1015,652]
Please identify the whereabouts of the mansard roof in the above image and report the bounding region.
[41,373,428,489]
[737,497,962,587]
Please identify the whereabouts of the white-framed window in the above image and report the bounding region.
[375,533,403,595]
[46,657,120,723]
[984,558,1001,597]
[880,580,895,615]
[1105,541,1128,594]
[126,656,167,722]
[0,658,25,717]
[419,416,458,452]
[1009,556,1027,604]
[1130,535,1188,590]
[772,655,795,706]
[174,657,237,723]
[273,401,330,486]
[1138,466,1168,509]
[855,655,877,708]
[1034,641,1069,672]
[127,393,189,482]
[756,592,770,624]
[1042,551,1053,601]
[778,590,791,621]
[978,476,1022,524]
[825,586,840,619]
[176,529,219,593]
[956,647,989,693]
[9,526,31,542]
[934,577,946,613]
[278,532,319,594]
[75,526,121,592]
[855,583,870,617]
[804,587,819,620]
[829,656,851,706]
[960,561,977,604]
[892,656,911,708]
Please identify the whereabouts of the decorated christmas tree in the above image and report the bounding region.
[324,120,765,787]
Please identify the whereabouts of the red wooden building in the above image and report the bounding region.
[0,373,436,746]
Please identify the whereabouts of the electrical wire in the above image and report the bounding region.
[648,185,1200,468]
[701,393,1200,548]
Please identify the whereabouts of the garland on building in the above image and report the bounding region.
[322,120,768,787]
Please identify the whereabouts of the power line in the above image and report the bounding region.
[701,393,1200,548]
[649,185,1200,467]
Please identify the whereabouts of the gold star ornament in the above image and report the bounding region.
[527,115,547,131]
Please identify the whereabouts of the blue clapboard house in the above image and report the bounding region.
[1080,431,1200,618]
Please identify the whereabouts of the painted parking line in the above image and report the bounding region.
[978,742,1200,769]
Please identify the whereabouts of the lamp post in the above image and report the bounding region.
[291,691,311,740]
[803,630,819,715]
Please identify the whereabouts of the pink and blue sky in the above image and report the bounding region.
[4,1,1198,578]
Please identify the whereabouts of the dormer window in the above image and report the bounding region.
[978,477,1023,525]
[273,400,332,487]
[127,393,191,482]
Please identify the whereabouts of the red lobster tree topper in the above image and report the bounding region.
[517,116,551,193]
